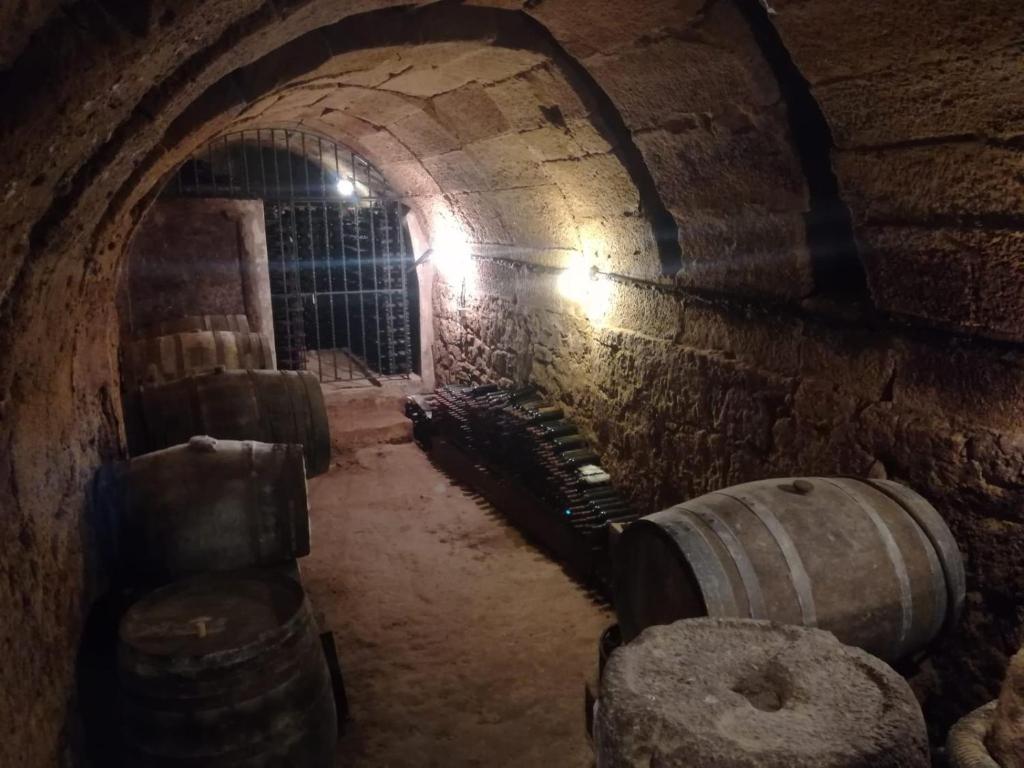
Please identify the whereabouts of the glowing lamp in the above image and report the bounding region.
[432,225,473,285]
[558,254,612,324]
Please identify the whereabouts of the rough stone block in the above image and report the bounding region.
[489,185,581,251]
[675,208,812,300]
[339,87,421,128]
[519,124,587,162]
[432,83,511,144]
[860,226,1024,341]
[311,109,379,139]
[773,0,1024,84]
[234,31,332,102]
[378,159,442,197]
[421,151,490,193]
[388,111,461,158]
[896,338,1024,434]
[257,87,330,119]
[544,153,639,219]
[445,192,513,245]
[378,56,476,98]
[485,77,550,132]
[578,215,661,280]
[465,134,550,189]
[817,48,1024,147]
[528,0,705,58]
[634,118,807,215]
[357,129,416,165]
[519,118,614,162]
[486,65,588,132]
[444,45,544,86]
[583,36,776,133]
[836,143,1024,223]
[332,45,448,89]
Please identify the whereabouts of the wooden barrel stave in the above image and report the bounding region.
[613,477,965,663]
[119,572,337,767]
[136,314,251,337]
[132,370,330,477]
[868,478,966,633]
[123,330,274,387]
[113,437,310,583]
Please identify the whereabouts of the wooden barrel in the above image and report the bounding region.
[118,571,337,767]
[130,369,331,476]
[137,313,251,337]
[122,330,274,386]
[613,477,965,663]
[111,437,309,583]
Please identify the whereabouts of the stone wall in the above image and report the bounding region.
[434,261,1024,730]
[770,0,1024,338]
[0,0,1021,763]
[120,197,274,346]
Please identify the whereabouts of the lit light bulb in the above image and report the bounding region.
[432,222,473,286]
[558,253,612,324]
[336,178,355,196]
[557,254,593,305]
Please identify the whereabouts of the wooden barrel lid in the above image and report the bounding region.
[120,571,305,660]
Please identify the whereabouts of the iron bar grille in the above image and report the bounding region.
[165,128,418,384]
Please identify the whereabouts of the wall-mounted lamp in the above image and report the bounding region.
[336,177,356,197]
[558,253,612,324]
[422,222,475,310]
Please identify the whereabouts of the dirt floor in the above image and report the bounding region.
[302,398,613,767]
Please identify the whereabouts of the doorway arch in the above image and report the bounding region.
[166,127,420,383]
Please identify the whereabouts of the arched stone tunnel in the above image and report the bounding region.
[1,0,1022,764]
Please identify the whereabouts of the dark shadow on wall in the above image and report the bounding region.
[732,0,868,298]
[61,390,125,768]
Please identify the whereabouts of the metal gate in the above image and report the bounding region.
[167,128,418,384]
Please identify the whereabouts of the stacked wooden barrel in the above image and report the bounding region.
[92,312,341,766]
[119,571,337,767]
[111,436,311,583]
[121,313,330,477]
[612,476,966,665]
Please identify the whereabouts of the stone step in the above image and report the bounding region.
[324,388,415,453]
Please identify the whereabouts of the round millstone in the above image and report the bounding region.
[595,618,929,768]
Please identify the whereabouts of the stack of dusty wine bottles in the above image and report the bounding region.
[84,313,342,768]
[422,384,639,591]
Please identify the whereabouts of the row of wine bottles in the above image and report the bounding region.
[429,384,640,537]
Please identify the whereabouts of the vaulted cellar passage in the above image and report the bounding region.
[2,1,1024,767]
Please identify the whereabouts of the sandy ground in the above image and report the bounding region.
[303,438,613,767]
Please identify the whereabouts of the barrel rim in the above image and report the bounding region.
[616,476,962,661]
[134,313,251,339]
[865,478,966,636]
[119,570,310,665]
[117,438,311,580]
[614,512,719,641]
[297,369,331,476]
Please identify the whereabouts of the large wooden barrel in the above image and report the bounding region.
[130,369,331,476]
[111,436,309,583]
[122,330,274,386]
[118,571,337,767]
[613,477,965,663]
[137,313,251,337]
